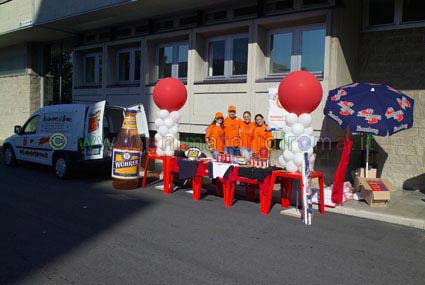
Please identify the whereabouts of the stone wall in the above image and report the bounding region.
[358,27,425,190]
[0,74,31,142]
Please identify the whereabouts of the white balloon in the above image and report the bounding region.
[289,139,300,153]
[278,155,286,167]
[158,125,168,136]
[164,144,172,152]
[285,113,298,127]
[304,127,314,135]
[162,136,174,148]
[307,147,314,156]
[283,150,294,162]
[173,139,179,149]
[164,118,174,128]
[155,118,164,128]
[154,133,162,141]
[299,113,312,127]
[298,135,312,152]
[292,123,305,136]
[155,139,163,148]
[156,148,165,156]
[282,125,292,134]
[169,126,179,135]
[159,109,169,119]
[165,150,174,156]
[170,111,180,123]
[286,160,298,173]
[284,133,295,143]
[294,153,304,167]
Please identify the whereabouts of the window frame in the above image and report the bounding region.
[83,53,102,85]
[116,47,142,83]
[364,0,425,31]
[155,41,189,81]
[205,33,249,80]
[266,24,326,78]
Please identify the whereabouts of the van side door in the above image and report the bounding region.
[14,115,51,163]
[84,101,106,160]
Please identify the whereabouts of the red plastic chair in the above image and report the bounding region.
[262,171,325,215]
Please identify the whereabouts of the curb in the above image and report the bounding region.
[325,206,425,230]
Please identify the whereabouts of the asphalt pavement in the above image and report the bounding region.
[1,159,425,284]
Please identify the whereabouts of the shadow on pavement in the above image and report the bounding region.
[0,153,155,283]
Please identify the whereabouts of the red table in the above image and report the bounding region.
[262,170,325,215]
[189,161,209,200]
[142,154,211,200]
[141,154,176,194]
[214,166,272,207]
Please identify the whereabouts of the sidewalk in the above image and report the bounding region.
[324,189,425,230]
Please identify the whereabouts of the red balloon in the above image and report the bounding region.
[278,71,323,115]
[153,78,187,112]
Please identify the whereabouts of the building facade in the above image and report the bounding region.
[0,0,424,189]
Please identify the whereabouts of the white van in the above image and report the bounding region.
[2,101,149,179]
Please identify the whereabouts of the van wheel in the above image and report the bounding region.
[3,145,17,166]
[54,153,70,179]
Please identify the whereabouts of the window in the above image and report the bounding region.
[208,40,225,76]
[301,28,326,72]
[84,53,102,85]
[116,48,141,82]
[402,0,425,23]
[368,0,395,26]
[269,32,292,73]
[22,116,39,134]
[207,34,249,78]
[365,0,425,28]
[118,52,130,81]
[232,38,248,75]
[267,26,325,77]
[157,43,188,80]
[303,0,329,5]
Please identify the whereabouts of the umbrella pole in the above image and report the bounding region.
[365,134,370,178]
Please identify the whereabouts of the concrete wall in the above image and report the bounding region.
[73,9,335,135]
[0,0,33,34]
[358,27,425,190]
[0,74,32,141]
[0,43,46,142]
[33,0,133,25]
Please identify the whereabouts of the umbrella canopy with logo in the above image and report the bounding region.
[324,83,415,177]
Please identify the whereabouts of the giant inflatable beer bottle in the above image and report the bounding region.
[112,109,142,190]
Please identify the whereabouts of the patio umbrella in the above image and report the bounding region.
[324,83,415,177]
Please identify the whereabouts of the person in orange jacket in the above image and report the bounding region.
[252,114,273,158]
[239,111,255,160]
[205,112,225,158]
[224,105,242,156]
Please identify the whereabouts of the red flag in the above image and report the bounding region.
[331,129,353,204]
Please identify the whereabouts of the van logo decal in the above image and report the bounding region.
[88,110,101,133]
[49,133,67,150]
[39,137,50,145]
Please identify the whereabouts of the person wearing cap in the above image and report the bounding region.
[239,111,255,160]
[224,106,242,156]
[251,114,273,157]
[205,112,225,158]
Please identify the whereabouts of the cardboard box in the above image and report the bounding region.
[355,177,394,207]
[352,167,377,179]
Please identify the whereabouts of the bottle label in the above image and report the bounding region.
[112,149,141,179]
[122,117,137,130]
